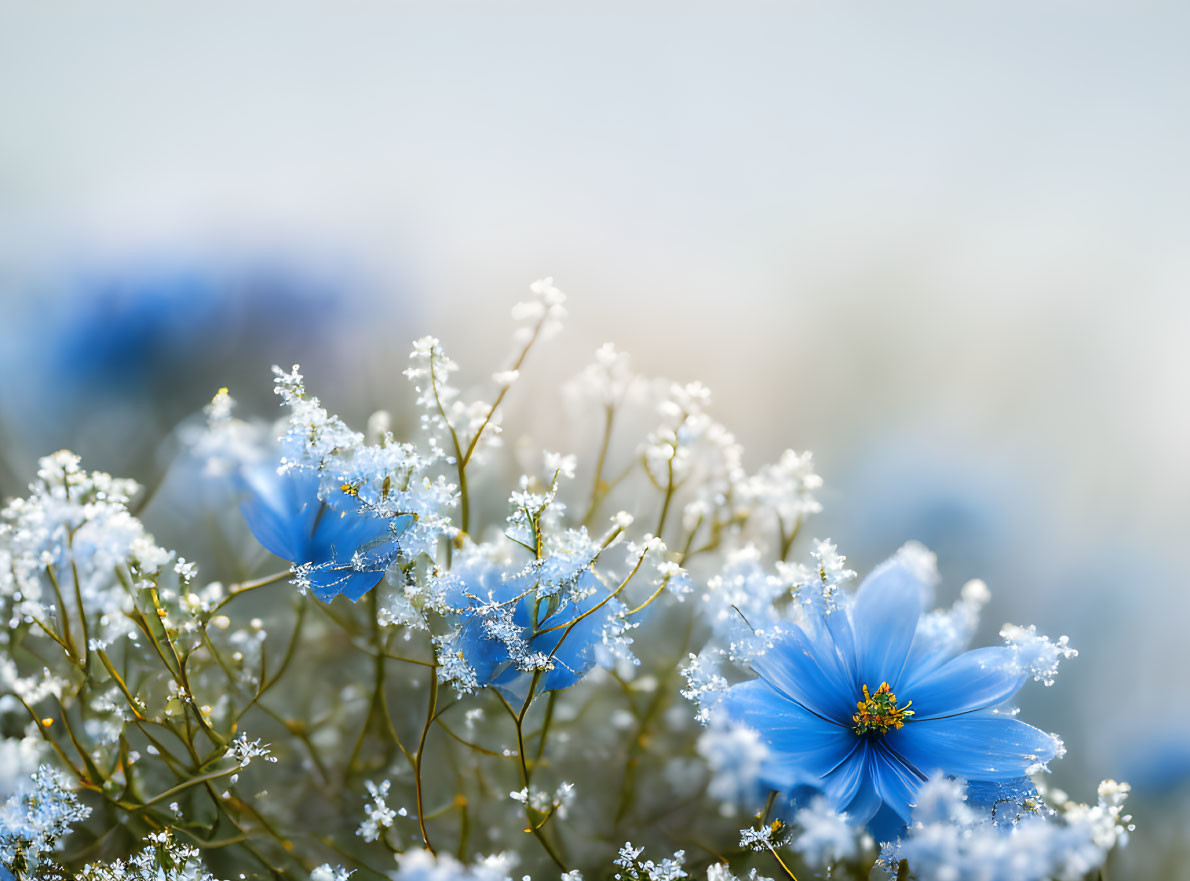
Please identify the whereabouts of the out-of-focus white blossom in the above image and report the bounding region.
[0,765,91,876]
[390,849,518,881]
[881,775,1133,881]
[613,843,687,881]
[1000,623,1078,686]
[76,829,228,881]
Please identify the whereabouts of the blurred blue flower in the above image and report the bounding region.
[445,559,624,702]
[37,262,348,401]
[46,269,222,394]
[240,464,413,602]
[722,552,1059,842]
[0,257,398,494]
[1123,732,1190,798]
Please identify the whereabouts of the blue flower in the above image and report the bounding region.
[721,552,1059,842]
[445,559,625,702]
[240,464,413,602]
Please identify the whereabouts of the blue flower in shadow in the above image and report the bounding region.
[446,559,623,703]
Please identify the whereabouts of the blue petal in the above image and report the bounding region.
[900,646,1026,720]
[459,620,514,686]
[721,679,855,789]
[240,466,322,562]
[820,606,860,687]
[308,568,386,603]
[866,803,908,845]
[850,555,925,689]
[886,713,1060,780]
[448,562,521,608]
[304,506,401,602]
[240,463,407,603]
[449,564,521,685]
[821,741,882,825]
[533,598,609,692]
[872,742,926,824]
[751,624,857,723]
[390,513,417,536]
[965,776,1039,811]
[310,506,398,568]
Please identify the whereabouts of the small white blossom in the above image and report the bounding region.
[357,779,398,843]
[1001,623,1078,686]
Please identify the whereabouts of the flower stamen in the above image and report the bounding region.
[852,682,913,735]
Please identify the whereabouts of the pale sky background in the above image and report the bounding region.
[2,3,1189,871]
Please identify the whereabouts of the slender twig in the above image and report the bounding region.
[460,310,549,471]
[44,565,78,660]
[766,843,799,881]
[536,545,651,639]
[495,685,568,871]
[414,670,439,853]
[582,405,616,526]
[428,351,468,537]
[212,570,290,613]
[655,455,677,539]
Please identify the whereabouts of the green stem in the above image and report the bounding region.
[582,406,616,526]
[414,670,439,853]
[212,570,290,613]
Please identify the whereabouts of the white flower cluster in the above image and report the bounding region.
[738,822,782,852]
[696,715,770,809]
[513,277,567,342]
[0,451,175,651]
[880,775,1133,881]
[0,735,43,800]
[706,865,772,881]
[1000,623,1079,686]
[405,279,566,473]
[563,343,648,410]
[405,336,478,465]
[509,782,575,820]
[357,778,406,843]
[803,538,857,612]
[0,765,92,876]
[613,843,687,881]
[788,796,870,870]
[678,651,730,726]
[76,830,227,881]
[273,366,458,562]
[390,849,518,881]
[741,449,823,534]
[913,576,989,663]
[310,866,355,881]
[562,343,825,577]
[272,364,364,472]
[180,387,270,479]
[229,732,277,768]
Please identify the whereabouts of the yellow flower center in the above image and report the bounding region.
[852,682,914,735]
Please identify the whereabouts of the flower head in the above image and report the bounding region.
[240,464,413,602]
[720,547,1062,841]
[439,556,627,701]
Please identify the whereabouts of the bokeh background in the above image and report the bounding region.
[1,3,1187,876]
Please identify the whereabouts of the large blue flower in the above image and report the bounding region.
[446,559,624,702]
[240,465,412,602]
[721,553,1059,841]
